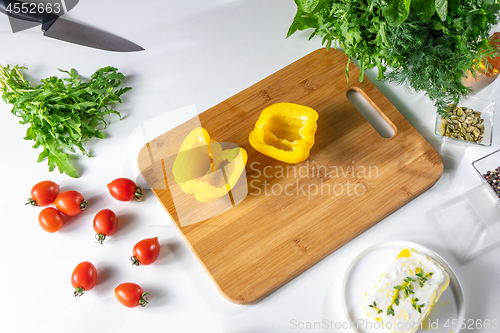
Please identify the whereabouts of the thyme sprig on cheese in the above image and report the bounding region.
[411,298,426,314]
[416,267,433,287]
[387,268,432,316]
[368,301,383,314]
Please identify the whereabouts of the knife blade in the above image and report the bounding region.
[0,0,144,52]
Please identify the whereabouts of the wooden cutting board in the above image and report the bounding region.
[137,48,443,304]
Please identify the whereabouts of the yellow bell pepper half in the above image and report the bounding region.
[172,127,248,203]
[249,103,318,164]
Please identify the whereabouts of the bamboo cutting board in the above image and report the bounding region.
[137,49,443,304]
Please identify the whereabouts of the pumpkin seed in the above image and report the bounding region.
[439,104,485,143]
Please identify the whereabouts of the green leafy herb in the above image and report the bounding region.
[387,268,432,316]
[410,0,436,21]
[368,301,383,314]
[415,267,433,287]
[288,0,500,114]
[387,305,395,316]
[390,275,414,315]
[435,0,448,21]
[411,298,425,314]
[402,276,415,298]
[382,0,411,27]
[0,65,130,177]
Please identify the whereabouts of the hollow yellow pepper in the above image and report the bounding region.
[172,127,247,203]
[249,103,318,164]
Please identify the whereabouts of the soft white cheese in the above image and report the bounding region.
[362,248,450,333]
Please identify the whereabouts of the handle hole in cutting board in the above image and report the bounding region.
[346,89,396,138]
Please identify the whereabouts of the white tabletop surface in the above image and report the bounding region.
[1,1,500,332]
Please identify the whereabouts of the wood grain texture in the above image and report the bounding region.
[137,49,443,304]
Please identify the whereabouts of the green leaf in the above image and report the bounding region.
[381,0,411,26]
[46,144,78,178]
[387,306,395,316]
[115,87,132,97]
[294,0,320,13]
[483,0,495,8]
[24,126,35,140]
[410,0,435,21]
[95,130,104,139]
[435,0,448,21]
[37,148,49,163]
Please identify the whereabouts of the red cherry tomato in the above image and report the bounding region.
[71,261,97,297]
[107,178,143,202]
[93,209,118,244]
[115,283,149,308]
[131,237,160,266]
[27,181,60,207]
[38,207,64,233]
[54,191,88,216]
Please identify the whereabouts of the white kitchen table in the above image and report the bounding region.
[1,1,499,332]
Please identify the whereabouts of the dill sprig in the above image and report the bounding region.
[383,11,497,116]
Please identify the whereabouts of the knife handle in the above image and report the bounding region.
[0,0,59,30]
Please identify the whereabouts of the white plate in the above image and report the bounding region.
[342,241,465,333]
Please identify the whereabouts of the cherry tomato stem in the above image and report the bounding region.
[26,198,37,206]
[74,287,86,298]
[95,233,107,244]
[135,187,144,201]
[138,292,149,307]
[130,256,140,266]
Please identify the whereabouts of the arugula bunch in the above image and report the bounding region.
[0,65,130,178]
[288,0,500,113]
